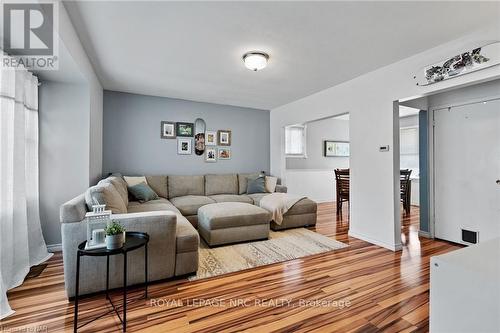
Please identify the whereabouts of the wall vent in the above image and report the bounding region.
[461,229,478,244]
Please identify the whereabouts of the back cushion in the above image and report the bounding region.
[102,175,129,206]
[168,175,205,198]
[145,175,168,198]
[238,173,259,195]
[205,174,238,196]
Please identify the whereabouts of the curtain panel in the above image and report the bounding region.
[0,58,52,319]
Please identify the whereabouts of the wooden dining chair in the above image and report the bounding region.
[334,168,350,216]
[400,169,412,215]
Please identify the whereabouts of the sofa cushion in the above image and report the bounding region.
[124,176,148,187]
[247,193,269,205]
[168,175,205,198]
[247,175,267,194]
[198,202,270,230]
[127,198,179,214]
[176,215,199,253]
[105,175,129,206]
[209,194,253,204]
[205,174,238,196]
[238,173,259,195]
[169,195,215,216]
[128,182,159,202]
[85,182,127,214]
[146,175,168,199]
[285,198,318,215]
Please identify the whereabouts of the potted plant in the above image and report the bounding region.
[105,221,126,250]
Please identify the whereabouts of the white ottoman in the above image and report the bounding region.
[198,202,271,246]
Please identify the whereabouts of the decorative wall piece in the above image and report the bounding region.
[324,141,349,157]
[218,130,232,146]
[414,42,500,86]
[160,121,176,139]
[194,118,206,156]
[176,122,194,137]
[177,138,192,155]
[205,131,217,146]
[218,147,231,160]
[205,147,217,162]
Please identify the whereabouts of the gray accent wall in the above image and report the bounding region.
[103,91,270,176]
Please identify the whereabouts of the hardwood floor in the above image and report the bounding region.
[1,203,461,332]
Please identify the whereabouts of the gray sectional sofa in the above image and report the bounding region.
[60,173,317,298]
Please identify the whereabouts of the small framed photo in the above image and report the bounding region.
[176,122,194,137]
[205,147,217,162]
[218,147,231,160]
[218,130,231,146]
[177,138,192,155]
[205,131,217,146]
[160,121,176,139]
[324,140,350,157]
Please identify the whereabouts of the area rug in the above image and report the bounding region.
[189,228,348,281]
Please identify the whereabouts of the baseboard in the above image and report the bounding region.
[47,243,62,252]
[348,230,402,252]
[418,230,432,238]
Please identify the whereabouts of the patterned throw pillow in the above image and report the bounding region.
[128,182,159,203]
[246,175,267,194]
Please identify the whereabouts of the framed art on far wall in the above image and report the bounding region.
[160,121,176,139]
[218,147,231,160]
[205,147,217,162]
[205,131,217,146]
[177,138,192,155]
[324,140,350,157]
[218,130,231,146]
[176,122,194,137]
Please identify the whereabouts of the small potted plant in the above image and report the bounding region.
[105,221,126,250]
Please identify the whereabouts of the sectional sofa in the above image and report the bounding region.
[60,173,317,298]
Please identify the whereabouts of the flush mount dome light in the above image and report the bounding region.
[242,52,269,71]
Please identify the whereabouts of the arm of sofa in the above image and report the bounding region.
[61,210,177,298]
[275,185,288,193]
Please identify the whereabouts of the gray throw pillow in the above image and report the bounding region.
[128,182,159,203]
[246,175,266,194]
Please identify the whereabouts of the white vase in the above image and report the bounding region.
[106,232,125,250]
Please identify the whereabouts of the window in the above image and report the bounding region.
[285,125,306,157]
[400,126,419,177]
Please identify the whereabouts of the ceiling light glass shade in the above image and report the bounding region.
[243,52,269,71]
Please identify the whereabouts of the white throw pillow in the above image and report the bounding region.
[124,176,148,187]
[265,176,278,193]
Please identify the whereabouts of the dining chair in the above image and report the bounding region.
[334,168,350,216]
[400,169,412,215]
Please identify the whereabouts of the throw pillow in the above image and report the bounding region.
[265,176,278,193]
[124,176,148,187]
[246,175,267,194]
[128,182,159,203]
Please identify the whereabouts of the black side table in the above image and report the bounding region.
[74,231,149,332]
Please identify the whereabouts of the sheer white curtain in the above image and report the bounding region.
[0,57,52,319]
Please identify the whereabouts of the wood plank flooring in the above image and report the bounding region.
[1,203,461,332]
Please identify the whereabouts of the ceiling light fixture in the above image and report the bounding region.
[242,52,269,71]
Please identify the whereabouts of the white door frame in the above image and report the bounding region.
[428,94,500,240]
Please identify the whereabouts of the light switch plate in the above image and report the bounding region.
[379,145,390,152]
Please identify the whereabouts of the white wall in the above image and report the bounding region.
[285,117,349,202]
[270,24,500,251]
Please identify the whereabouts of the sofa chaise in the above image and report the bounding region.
[60,173,317,298]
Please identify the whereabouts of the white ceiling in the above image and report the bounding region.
[64,1,499,110]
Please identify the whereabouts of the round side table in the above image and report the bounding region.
[74,231,149,332]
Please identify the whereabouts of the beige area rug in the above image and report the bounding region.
[189,228,348,281]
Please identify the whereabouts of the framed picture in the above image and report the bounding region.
[324,141,350,157]
[205,147,217,162]
[176,122,194,137]
[177,138,192,155]
[218,147,231,160]
[160,121,176,139]
[218,130,231,146]
[205,131,217,146]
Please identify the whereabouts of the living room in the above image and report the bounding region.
[1,1,499,332]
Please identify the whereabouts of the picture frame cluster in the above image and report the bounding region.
[161,121,232,162]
